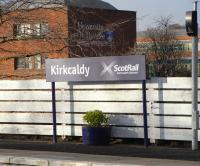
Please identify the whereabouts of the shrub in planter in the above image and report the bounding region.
[82,110,111,145]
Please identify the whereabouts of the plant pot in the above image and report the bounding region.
[82,126,111,145]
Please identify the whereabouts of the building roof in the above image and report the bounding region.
[137,26,188,39]
[65,0,117,10]
[137,25,200,41]
[2,0,116,11]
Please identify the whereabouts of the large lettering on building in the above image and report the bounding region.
[68,7,136,57]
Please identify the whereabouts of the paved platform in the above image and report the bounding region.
[0,149,199,166]
[0,141,200,161]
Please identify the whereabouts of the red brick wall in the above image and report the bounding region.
[0,8,69,79]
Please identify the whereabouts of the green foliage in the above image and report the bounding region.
[83,110,109,127]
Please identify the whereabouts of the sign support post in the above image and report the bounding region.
[142,80,148,147]
[51,82,57,144]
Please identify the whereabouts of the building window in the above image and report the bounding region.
[13,23,48,38]
[15,55,47,70]
[32,23,48,37]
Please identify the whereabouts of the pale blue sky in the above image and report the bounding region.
[103,0,194,31]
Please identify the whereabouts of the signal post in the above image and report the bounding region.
[186,0,199,150]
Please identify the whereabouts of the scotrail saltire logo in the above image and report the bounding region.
[101,62,140,76]
[101,62,116,76]
[50,64,90,77]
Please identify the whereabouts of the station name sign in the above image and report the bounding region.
[45,55,146,82]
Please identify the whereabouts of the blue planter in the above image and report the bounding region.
[82,126,111,145]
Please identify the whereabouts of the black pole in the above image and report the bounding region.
[142,80,148,147]
[51,82,57,144]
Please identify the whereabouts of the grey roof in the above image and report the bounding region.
[3,0,116,11]
[65,0,117,10]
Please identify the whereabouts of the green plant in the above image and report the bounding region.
[83,110,109,127]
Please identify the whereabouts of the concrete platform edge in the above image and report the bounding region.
[0,154,133,166]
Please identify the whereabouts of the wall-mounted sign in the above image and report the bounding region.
[45,55,146,82]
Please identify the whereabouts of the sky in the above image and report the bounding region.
[103,0,194,31]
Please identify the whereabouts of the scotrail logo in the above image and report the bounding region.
[101,62,116,76]
[101,61,140,76]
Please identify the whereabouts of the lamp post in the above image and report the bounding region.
[186,0,199,150]
[191,0,199,151]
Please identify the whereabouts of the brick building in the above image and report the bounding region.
[0,0,136,79]
[0,7,68,79]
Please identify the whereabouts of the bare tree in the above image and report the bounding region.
[136,16,190,77]
[0,0,136,79]
[0,0,136,57]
